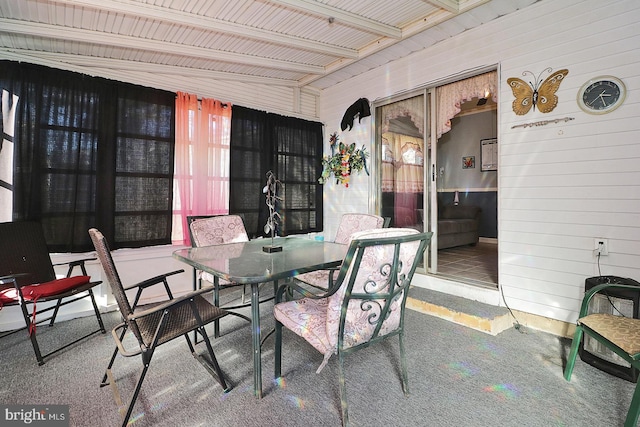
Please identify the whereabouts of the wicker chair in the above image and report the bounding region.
[274,228,432,427]
[89,228,229,427]
[0,221,105,365]
[564,278,640,427]
[295,213,385,291]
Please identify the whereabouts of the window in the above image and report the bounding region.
[229,106,323,237]
[2,61,175,252]
[173,93,231,245]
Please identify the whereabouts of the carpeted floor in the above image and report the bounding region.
[0,290,636,427]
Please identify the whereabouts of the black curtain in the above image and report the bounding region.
[229,106,323,237]
[0,61,175,252]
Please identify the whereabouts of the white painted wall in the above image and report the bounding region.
[318,0,640,323]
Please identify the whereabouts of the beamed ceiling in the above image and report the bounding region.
[0,0,538,101]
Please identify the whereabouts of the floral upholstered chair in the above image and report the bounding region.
[274,228,432,427]
[295,213,385,291]
[188,214,249,287]
[188,215,257,336]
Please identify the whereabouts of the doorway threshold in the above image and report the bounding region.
[435,272,497,290]
[407,286,511,336]
[411,272,500,307]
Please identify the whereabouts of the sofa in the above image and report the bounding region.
[437,205,482,249]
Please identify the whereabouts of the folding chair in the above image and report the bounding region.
[89,228,230,427]
[0,221,105,365]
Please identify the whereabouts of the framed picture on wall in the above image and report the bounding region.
[462,156,475,169]
[481,138,497,171]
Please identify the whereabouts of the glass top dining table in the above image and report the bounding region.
[172,236,347,398]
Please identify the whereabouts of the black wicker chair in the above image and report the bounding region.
[89,228,230,427]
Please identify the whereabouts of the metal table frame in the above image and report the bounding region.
[173,237,345,398]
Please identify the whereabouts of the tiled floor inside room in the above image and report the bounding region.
[436,241,498,288]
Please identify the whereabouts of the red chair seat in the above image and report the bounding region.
[0,276,91,305]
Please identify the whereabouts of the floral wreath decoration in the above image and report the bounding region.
[318,132,369,188]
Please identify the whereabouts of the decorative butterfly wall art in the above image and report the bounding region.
[507,68,569,115]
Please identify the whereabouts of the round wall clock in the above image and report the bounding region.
[577,76,626,114]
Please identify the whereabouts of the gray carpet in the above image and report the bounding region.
[0,292,636,427]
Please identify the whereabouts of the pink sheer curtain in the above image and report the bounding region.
[173,92,232,245]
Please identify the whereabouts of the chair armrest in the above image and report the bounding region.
[52,257,96,267]
[326,266,340,289]
[128,285,215,321]
[277,268,343,303]
[0,274,30,299]
[0,273,30,285]
[579,282,640,318]
[111,322,142,358]
[52,257,97,277]
[123,269,185,291]
[276,281,320,303]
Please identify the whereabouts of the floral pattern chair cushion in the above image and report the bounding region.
[334,213,385,244]
[190,215,249,246]
[189,215,249,285]
[275,228,424,372]
[295,213,384,290]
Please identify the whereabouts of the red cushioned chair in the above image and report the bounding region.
[0,221,105,365]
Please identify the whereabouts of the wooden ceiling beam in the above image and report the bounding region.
[0,18,325,75]
[0,48,302,87]
[267,0,402,39]
[50,0,358,59]
[421,0,461,14]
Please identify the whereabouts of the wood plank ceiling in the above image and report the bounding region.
[0,0,539,97]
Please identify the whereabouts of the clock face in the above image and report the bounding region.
[578,76,626,114]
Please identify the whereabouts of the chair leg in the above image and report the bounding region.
[338,351,349,427]
[18,300,44,365]
[88,289,106,333]
[399,332,409,394]
[121,359,151,427]
[242,284,248,304]
[624,381,640,427]
[49,299,63,327]
[102,327,128,386]
[196,327,230,392]
[101,346,120,386]
[213,279,221,338]
[564,325,583,381]
[275,320,283,378]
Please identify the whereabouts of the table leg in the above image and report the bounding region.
[214,276,221,338]
[251,281,262,398]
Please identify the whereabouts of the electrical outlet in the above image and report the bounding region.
[594,238,609,256]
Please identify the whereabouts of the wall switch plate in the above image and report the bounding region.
[594,238,609,256]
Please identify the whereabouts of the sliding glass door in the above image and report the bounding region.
[373,91,432,272]
[372,70,498,280]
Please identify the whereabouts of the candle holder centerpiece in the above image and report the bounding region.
[262,170,283,253]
